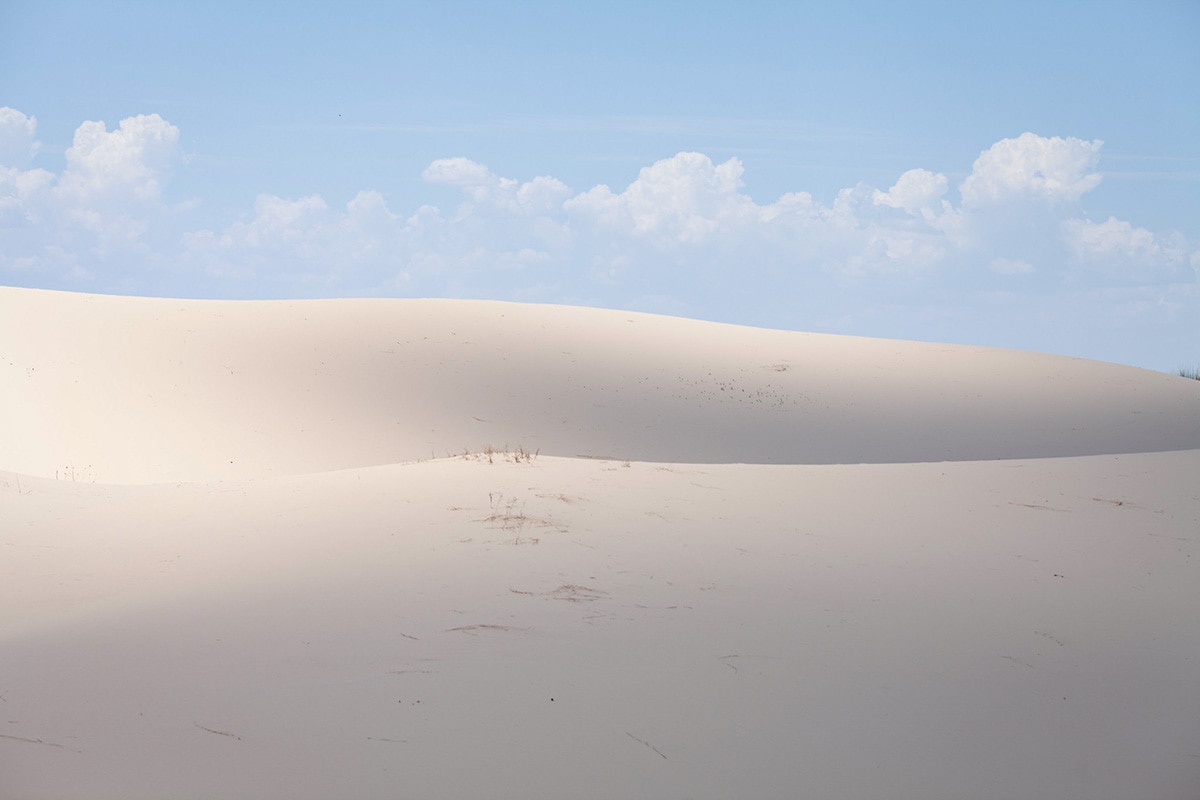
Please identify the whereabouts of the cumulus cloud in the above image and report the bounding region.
[173,135,1193,301]
[566,152,755,243]
[422,157,570,215]
[183,191,405,279]
[873,168,948,213]
[0,164,54,227]
[54,114,179,209]
[1064,216,1159,260]
[959,132,1102,207]
[0,107,41,167]
[0,108,53,229]
[237,194,330,249]
[3,111,1194,344]
[0,110,184,282]
[422,157,494,187]
[1061,216,1191,283]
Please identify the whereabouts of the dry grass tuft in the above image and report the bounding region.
[459,444,540,464]
[478,491,566,544]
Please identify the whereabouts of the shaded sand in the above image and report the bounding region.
[2,287,1198,799]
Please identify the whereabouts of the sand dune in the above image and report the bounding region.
[2,287,1198,799]
[3,287,1198,483]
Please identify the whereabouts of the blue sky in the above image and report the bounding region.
[2,1,1198,371]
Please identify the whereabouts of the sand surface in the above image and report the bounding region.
[2,287,1198,799]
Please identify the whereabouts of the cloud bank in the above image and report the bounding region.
[1,106,1196,365]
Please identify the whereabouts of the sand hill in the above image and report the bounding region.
[3,287,1198,799]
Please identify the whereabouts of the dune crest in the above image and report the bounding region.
[3,287,1197,483]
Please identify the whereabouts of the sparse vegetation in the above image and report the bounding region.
[478,491,565,544]
[456,444,539,464]
[484,492,530,533]
[1179,366,1200,381]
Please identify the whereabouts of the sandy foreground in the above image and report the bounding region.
[2,287,1198,799]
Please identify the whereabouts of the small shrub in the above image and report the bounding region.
[1179,366,1200,381]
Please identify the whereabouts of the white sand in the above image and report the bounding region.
[2,287,1198,799]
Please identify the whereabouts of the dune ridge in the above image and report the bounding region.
[3,287,1198,484]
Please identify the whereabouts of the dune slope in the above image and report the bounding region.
[3,452,1198,800]
[2,287,1198,799]
[3,287,1199,483]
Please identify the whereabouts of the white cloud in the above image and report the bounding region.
[0,164,54,226]
[182,190,405,275]
[241,194,329,248]
[422,157,494,187]
[3,110,1194,347]
[1064,216,1159,260]
[394,143,1184,292]
[873,168,948,213]
[0,109,53,228]
[54,114,179,209]
[0,107,41,167]
[515,176,572,214]
[1061,216,1191,282]
[422,157,570,215]
[0,110,186,280]
[959,132,1102,207]
[566,152,754,243]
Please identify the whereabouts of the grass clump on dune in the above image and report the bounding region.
[456,444,539,464]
